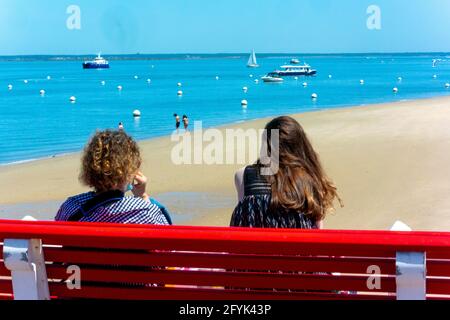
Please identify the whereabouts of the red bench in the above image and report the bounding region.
[1,219,450,300]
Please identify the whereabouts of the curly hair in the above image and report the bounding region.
[80,130,142,193]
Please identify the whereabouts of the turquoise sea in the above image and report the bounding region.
[1,53,449,165]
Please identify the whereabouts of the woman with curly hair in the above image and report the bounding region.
[55,130,171,225]
[231,116,342,229]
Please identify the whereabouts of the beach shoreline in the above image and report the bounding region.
[2,95,450,231]
[1,95,446,168]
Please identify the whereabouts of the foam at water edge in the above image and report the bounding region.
[0,151,78,167]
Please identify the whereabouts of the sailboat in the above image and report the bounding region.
[247,50,259,68]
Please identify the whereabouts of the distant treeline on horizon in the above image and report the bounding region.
[0,52,449,62]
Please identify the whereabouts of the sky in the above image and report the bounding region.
[0,0,449,55]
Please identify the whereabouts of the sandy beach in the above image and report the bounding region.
[1,96,450,231]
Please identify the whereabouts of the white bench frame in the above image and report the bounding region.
[3,239,50,300]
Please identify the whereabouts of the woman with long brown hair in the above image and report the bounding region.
[231,116,342,229]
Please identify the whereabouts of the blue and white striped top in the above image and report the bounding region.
[55,192,170,225]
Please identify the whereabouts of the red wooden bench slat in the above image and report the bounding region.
[1,221,449,258]
[45,265,396,292]
[0,262,10,277]
[39,240,450,259]
[44,242,399,258]
[1,219,448,246]
[427,294,450,300]
[0,280,13,295]
[427,278,450,295]
[43,247,397,274]
[427,260,450,277]
[48,283,394,300]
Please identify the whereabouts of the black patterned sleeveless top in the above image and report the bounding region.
[230,165,316,229]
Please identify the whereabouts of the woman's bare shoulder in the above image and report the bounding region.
[235,167,246,183]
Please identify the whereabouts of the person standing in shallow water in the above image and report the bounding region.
[231,116,343,229]
[182,115,189,133]
[174,114,181,133]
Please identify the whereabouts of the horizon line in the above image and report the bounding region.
[0,51,449,57]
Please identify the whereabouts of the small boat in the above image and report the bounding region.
[247,50,259,68]
[83,53,110,69]
[290,58,300,64]
[262,73,284,83]
[274,64,317,76]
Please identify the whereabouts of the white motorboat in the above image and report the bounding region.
[274,64,317,76]
[262,72,284,83]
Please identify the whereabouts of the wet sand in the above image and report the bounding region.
[1,96,450,231]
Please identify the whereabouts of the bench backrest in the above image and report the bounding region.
[1,220,450,300]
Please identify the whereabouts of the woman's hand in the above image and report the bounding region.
[132,171,150,202]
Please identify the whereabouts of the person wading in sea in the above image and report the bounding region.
[182,115,189,133]
[174,114,181,134]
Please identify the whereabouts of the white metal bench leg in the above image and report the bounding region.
[396,252,426,300]
[3,239,50,300]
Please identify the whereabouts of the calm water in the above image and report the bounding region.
[1,53,449,165]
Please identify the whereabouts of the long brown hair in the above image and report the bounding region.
[263,116,342,222]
